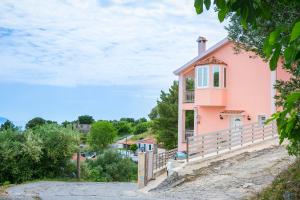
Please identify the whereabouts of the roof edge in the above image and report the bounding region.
[173,38,229,75]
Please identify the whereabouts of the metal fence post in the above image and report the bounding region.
[186,137,189,162]
[240,127,243,147]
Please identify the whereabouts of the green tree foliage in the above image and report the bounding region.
[129,144,138,153]
[31,124,79,178]
[0,124,79,184]
[120,118,135,124]
[62,120,72,128]
[87,150,137,182]
[133,122,149,135]
[149,81,178,149]
[87,121,117,151]
[0,129,41,183]
[134,117,147,124]
[185,110,194,130]
[26,117,46,129]
[112,121,132,136]
[194,0,300,156]
[185,77,194,91]
[78,115,95,124]
[0,120,18,131]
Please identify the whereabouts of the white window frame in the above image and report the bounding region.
[196,65,210,89]
[212,65,221,88]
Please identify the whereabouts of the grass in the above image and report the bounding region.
[250,158,300,200]
[131,129,156,141]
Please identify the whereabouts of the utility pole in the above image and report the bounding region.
[125,136,128,157]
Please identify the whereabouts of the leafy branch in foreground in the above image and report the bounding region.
[194,0,300,155]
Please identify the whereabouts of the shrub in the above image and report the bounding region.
[0,124,79,184]
[0,129,41,183]
[87,150,137,182]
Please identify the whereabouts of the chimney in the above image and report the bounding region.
[196,36,207,56]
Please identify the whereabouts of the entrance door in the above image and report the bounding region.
[230,116,243,144]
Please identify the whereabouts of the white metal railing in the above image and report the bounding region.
[186,121,277,161]
[153,148,177,171]
[184,90,194,103]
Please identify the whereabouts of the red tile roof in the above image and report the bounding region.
[137,138,156,144]
[193,56,227,67]
[117,140,136,145]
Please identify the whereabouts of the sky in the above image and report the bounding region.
[0,0,227,126]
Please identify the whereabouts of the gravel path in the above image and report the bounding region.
[3,145,294,200]
[151,145,295,200]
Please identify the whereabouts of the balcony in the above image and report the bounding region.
[184,90,195,103]
[194,88,226,106]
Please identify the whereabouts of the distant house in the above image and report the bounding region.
[73,123,91,133]
[137,138,157,153]
[117,139,136,149]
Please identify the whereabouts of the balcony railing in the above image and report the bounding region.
[184,90,194,103]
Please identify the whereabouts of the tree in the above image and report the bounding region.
[120,118,135,124]
[62,120,72,128]
[194,0,300,155]
[87,121,117,151]
[134,117,147,124]
[0,120,17,131]
[133,122,149,135]
[129,144,138,153]
[78,115,94,124]
[26,117,46,129]
[112,121,132,136]
[149,81,178,149]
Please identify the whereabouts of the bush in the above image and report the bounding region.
[0,129,41,183]
[88,121,117,151]
[0,124,79,184]
[133,122,149,135]
[31,124,79,178]
[87,150,137,182]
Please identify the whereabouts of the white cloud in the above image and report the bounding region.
[0,0,227,88]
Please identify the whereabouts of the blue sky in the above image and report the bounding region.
[0,0,227,126]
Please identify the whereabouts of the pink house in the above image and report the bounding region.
[174,36,290,151]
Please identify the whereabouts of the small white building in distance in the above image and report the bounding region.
[137,138,157,153]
